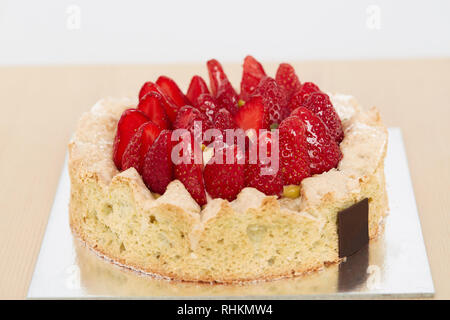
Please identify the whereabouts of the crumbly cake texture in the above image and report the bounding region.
[68,93,388,283]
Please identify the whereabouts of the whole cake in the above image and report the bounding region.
[69,56,388,282]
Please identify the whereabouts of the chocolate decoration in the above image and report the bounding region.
[338,243,369,291]
[338,198,369,258]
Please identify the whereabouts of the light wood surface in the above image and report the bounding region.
[0,59,449,299]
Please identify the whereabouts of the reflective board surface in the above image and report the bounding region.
[28,128,434,299]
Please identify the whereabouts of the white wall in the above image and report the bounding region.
[1,0,449,65]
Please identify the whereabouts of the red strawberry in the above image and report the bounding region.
[253,77,288,125]
[138,81,179,123]
[138,91,170,129]
[142,130,174,194]
[207,59,239,115]
[289,82,321,112]
[113,109,149,170]
[174,132,207,206]
[244,131,283,196]
[212,108,237,145]
[275,63,302,100]
[279,116,311,185]
[195,93,220,122]
[156,75,190,108]
[291,107,342,175]
[240,55,266,102]
[234,96,269,133]
[301,92,344,142]
[186,75,210,105]
[173,106,213,144]
[122,121,161,173]
[204,144,245,201]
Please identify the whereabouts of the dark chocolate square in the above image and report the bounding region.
[338,198,369,258]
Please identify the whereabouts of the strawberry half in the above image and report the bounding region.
[174,132,207,206]
[244,131,283,196]
[138,91,170,129]
[240,55,267,102]
[253,77,288,125]
[291,107,342,175]
[207,59,239,115]
[234,96,269,133]
[138,81,179,123]
[275,63,302,101]
[289,82,321,112]
[156,75,190,108]
[113,109,149,170]
[279,116,311,185]
[142,130,174,194]
[173,106,213,144]
[301,92,344,143]
[186,75,210,105]
[122,121,161,173]
[204,144,245,201]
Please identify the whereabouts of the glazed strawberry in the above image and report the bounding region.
[234,96,269,133]
[142,130,174,194]
[173,106,213,143]
[289,82,321,112]
[207,59,239,115]
[301,92,344,142]
[186,75,210,105]
[195,93,220,122]
[122,121,161,173]
[279,116,311,185]
[113,109,149,170]
[275,63,302,100]
[214,108,237,134]
[291,107,342,175]
[244,131,283,196]
[156,75,190,108]
[138,81,179,123]
[240,55,267,102]
[174,132,207,206]
[138,91,170,129]
[204,144,245,201]
[253,77,288,125]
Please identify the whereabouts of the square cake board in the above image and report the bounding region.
[27,128,434,299]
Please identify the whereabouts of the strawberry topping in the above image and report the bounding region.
[138,91,171,130]
[186,75,210,105]
[156,75,190,108]
[240,55,267,102]
[113,109,149,170]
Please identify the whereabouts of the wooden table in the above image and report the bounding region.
[0,59,449,299]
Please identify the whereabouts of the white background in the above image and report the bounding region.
[1,0,449,65]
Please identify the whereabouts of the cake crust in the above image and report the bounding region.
[68,94,388,283]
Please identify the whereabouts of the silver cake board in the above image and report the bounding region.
[27,128,434,299]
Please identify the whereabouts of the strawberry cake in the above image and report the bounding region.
[69,56,388,282]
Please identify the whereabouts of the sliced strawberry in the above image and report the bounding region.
[240,55,267,102]
[207,59,239,115]
[113,109,149,170]
[291,107,342,175]
[279,116,311,185]
[234,96,269,133]
[186,75,210,105]
[195,93,220,122]
[253,77,288,125]
[204,144,245,201]
[174,132,207,206]
[142,130,174,194]
[244,131,283,196]
[122,121,161,173]
[138,91,170,129]
[173,106,213,144]
[156,75,190,108]
[275,63,302,101]
[138,81,179,123]
[301,92,344,142]
[288,82,321,112]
